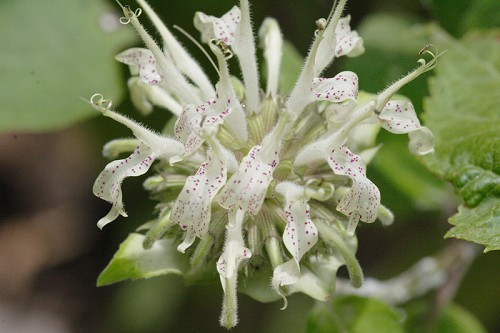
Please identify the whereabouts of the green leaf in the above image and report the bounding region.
[97,233,189,286]
[0,0,135,133]
[422,30,500,250]
[306,296,404,333]
[279,40,303,95]
[446,197,500,252]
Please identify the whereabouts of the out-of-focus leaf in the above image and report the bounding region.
[279,40,303,95]
[462,0,500,33]
[437,303,487,333]
[0,0,135,132]
[446,198,500,252]
[428,0,500,36]
[405,302,487,333]
[97,233,189,286]
[343,14,446,210]
[422,30,500,251]
[426,0,471,36]
[306,296,404,333]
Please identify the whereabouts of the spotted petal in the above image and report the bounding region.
[172,147,228,252]
[272,182,318,304]
[92,105,184,228]
[93,143,155,229]
[174,96,236,159]
[327,145,380,225]
[218,146,278,215]
[312,71,358,103]
[194,6,241,46]
[115,48,162,85]
[379,100,435,155]
[276,182,318,263]
[335,16,364,58]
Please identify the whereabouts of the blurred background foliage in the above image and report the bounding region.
[0,0,498,332]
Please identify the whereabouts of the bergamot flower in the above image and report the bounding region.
[89,0,441,328]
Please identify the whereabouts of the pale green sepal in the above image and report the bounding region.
[97,233,189,286]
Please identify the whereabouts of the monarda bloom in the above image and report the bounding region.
[89,0,440,328]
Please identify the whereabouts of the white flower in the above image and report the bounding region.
[90,0,440,328]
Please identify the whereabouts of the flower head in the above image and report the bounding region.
[90,0,440,328]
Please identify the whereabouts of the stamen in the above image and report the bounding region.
[173,25,220,76]
[89,93,113,111]
[315,18,327,31]
[210,39,234,60]
[117,3,141,25]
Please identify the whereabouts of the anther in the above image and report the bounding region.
[210,39,234,60]
[315,18,327,31]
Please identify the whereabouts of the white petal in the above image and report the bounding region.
[174,101,214,158]
[93,143,155,229]
[115,48,162,85]
[311,71,358,103]
[177,228,196,253]
[275,182,318,263]
[272,259,300,293]
[272,260,330,308]
[409,127,435,155]
[327,145,380,223]
[194,6,241,45]
[171,148,228,250]
[335,16,364,58]
[379,100,421,134]
[175,104,204,142]
[379,100,435,155]
[282,201,317,261]
[218,146,278,215]
[259,18,283,96]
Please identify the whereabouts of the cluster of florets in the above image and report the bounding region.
[90,0,438,328]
